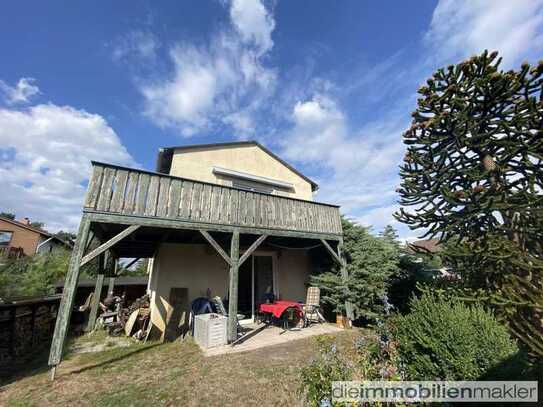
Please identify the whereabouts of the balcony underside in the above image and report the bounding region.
[86,215,337,259]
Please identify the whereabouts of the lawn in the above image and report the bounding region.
[0,328,359,406]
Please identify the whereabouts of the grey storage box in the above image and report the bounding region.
[194,313,227,349]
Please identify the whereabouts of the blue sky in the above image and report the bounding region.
[1,0,542,238]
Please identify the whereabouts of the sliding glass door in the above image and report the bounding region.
[237,254,275,322]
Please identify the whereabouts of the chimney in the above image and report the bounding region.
[21,217,31,225]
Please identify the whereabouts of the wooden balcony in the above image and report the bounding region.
[83,162,342,239]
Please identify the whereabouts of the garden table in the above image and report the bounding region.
[259,301,304,330]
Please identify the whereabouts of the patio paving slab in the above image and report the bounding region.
[204,323,343,356]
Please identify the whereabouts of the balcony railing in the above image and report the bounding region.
[84,162,342,236]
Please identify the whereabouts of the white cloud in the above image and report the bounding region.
[353,204,400,230]
[138,0,276,137]
[278,94,408,237]
[0,77,40,105]
[141,37,276,137]
[426,0,543,67]
[112,30,159,62]
[0,104,134,231]
[229,0,275,56]
[281,95,405,180]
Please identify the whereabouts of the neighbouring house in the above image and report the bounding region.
[407,238,455,279]
[408,238,441,255]
[49,141,348,373]
[0,216,72,258]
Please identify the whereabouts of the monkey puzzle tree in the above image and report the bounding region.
[394,50,543,358]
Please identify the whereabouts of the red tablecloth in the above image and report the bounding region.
[259,300,303,319]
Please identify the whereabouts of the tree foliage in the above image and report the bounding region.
[394,50,543,359]
[396,50,542,245]
[311,218,399,320]
[0,212,16,220]
[0,249,92,299]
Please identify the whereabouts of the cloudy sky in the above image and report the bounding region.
[1,0,542,238]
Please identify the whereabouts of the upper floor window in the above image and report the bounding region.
[232,179,274,194]
[212,166,294,196]
[0,231,13,246]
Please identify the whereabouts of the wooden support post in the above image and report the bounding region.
[338,239,354,321]
[227,229,240,343]
[107,277,116,296]
[238,235,268,267]
[48,214,91,378]
[86,252,106,332]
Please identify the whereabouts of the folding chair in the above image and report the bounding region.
[302,287,326,326]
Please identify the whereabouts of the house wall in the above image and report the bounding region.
[148,243,311,334]
[168,144,314,200]
[0,219,42,255]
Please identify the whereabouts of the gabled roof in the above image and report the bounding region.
[0,216,73,248]
[155,141,319,191]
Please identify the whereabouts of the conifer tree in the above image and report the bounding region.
[395,50,543,358]
[311,218,399,320]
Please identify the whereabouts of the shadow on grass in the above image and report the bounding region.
[65,342,162,376]
[0,345,52,387]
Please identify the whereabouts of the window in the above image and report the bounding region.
[232,179,274,194]
[0,231,13,246]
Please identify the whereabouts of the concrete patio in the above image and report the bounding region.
[204,323,343,356]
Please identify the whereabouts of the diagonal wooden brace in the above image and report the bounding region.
[199,230,232,266]
[239,235,268,267]
[320,238,342,265]
[80,225,140,267]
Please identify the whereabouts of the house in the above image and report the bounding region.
[0,216,72,258]
[407,238,441,254]
[48,140,349,376]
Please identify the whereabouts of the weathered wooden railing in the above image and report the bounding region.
[84,162,342,236]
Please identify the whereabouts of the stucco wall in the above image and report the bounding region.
[168,144,314,200]
[148,243,311,334]
[277,249,311,303]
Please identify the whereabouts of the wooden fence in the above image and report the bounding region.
[0,295,61,376]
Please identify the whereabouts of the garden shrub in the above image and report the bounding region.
[299,331,404,406]
[391,293,518,380]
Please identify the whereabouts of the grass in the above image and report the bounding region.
[0,327,362,406]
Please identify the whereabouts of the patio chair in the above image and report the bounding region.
[302,287,325,326]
